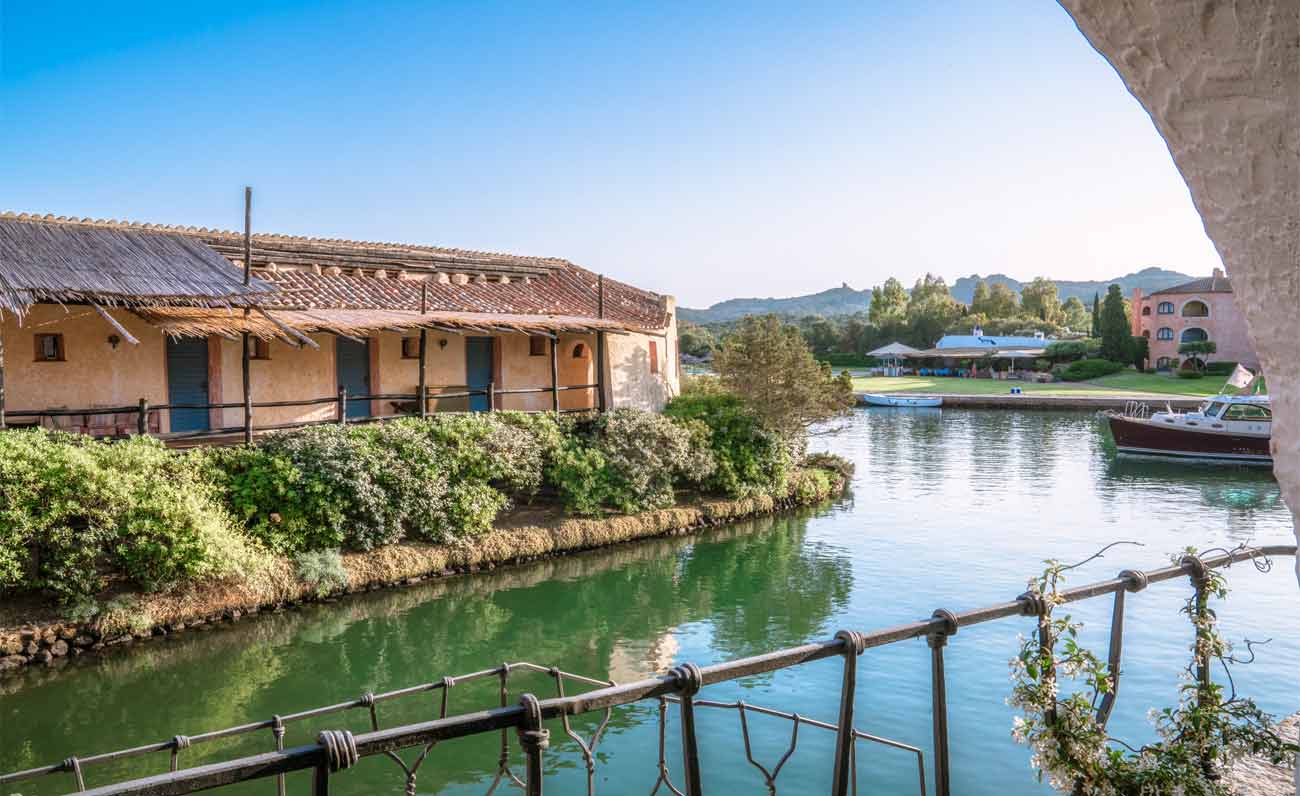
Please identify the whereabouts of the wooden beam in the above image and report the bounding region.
[0,317,6,430]
[550,335,560,414]
[242,187,253,445]
[91,303,141,345]
[255,307,321,350]
[418,328,428,419]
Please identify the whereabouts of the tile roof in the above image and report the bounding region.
[1148,274,1233,295]
[2,211,671,331]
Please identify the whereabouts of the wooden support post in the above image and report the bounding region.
[137,398,149,436]
[550,336,560,414]
[487,381,495,412]
[596,276,607,412]
[242,187,254,445]
[417,329,428,419]
[0,324,6,430]
[337,387,347,424]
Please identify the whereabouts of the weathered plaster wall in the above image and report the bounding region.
[557,333,597,411]
[1,305,169,427]
[218,335,335,429]
[498,333,553,412]
[1059,1,1299,587]
[603,297,680,412]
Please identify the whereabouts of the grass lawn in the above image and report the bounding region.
[851,372,1228,398]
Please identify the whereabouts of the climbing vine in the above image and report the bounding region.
[1008,545,1298,795]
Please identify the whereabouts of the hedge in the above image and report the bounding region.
[1060,359,1126,381]
[1,406,834,604]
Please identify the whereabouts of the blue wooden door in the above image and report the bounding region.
[465,337,494,412]
[166,337,210,432]
[337,337,371,418]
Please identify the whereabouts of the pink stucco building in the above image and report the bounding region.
[1130,268,1258,371]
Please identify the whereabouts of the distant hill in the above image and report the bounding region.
[679,283,871,324]
[949,267,1194,305]
[681,267,1197,323]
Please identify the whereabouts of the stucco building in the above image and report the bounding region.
[0,213,679,437]
[1130,268,1257,371]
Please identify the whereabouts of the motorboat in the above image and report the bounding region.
[861,394,943,408]
[1105,394,1272,465]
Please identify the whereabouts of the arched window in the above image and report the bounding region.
[572,342,588,358]
[1180,327,1208,343]
[1157,302,1174,314]
[1156,327,1174,341]
[1181,300,1210,317]
[1141,306,1151,316]
[1155,357,1171,370]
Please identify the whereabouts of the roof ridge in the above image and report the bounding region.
[0,210,573,266]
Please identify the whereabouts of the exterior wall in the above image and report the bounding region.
[1,304,170,429]
[1132,285,1258,369]
[556,333,598,411]
[218,334,336,429]
[604,297,680,412]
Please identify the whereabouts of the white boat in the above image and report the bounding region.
[861,394,943,408]
[1105,394,1272,465]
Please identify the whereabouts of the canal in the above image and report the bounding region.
[2,409,1297,795]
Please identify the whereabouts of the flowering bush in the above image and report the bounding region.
[1009,547,1298,795]
[0,430,264,603]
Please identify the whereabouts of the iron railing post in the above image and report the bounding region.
[927,610,958,796]
[830,630,866,796]
[1182,554,1216,780]
[670,663,705,796]
[1097,569,1147,726]
[517,694,548,796]
[313,730,357,796]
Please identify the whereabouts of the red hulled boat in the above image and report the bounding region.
[1105,395,1272,465]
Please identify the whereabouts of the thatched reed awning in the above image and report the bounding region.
[134,307,655,341]
[0,215,276,316]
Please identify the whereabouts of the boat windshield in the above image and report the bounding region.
[1204,402,1228,417]
[1222,404,1272,421]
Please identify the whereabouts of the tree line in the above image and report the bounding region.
[681,274,1100,359]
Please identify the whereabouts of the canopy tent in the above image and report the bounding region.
[866,342,924,376]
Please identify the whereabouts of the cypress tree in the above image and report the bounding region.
[1100,285,1130,362]
[1090,292,1101,338]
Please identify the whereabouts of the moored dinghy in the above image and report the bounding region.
[861,394,943,408]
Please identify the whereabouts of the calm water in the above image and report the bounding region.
[3,409,1297,795]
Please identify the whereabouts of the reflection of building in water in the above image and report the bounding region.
[605,631,681,683]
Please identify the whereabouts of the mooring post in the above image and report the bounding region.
[518,694,548,796]
[831,630,866,796]
[927,610,958,796]
[670,663,705,796]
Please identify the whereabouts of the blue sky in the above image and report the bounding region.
[0,1,1221,306]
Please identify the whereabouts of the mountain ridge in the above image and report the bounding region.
[680,267,1197,324]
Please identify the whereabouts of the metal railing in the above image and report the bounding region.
[1,544,1292,796]
[0,382,602,444]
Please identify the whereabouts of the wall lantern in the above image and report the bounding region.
[438,338,448,349]
[107,334,121,350]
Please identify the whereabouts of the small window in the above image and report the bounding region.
[649,340,659,374]
[1180,327,1208,343]
[1156,327,1174,341]
[529,336,548,357]
[34,333,65,361]
[1223,404,1271,420]
[1141,306,1151,316]
[251,338,272,360]
[401,337,421,359]
[1157,302,1174,314]
[572,342,587,359]
[1155,357,1171,370]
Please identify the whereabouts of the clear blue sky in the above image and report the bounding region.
[0,1,1221,307]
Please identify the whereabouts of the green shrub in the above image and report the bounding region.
[1204,361,1240,376]
[802,452,855,482]
[548,409,716,515]
[293,549,349,597]
[1060,359,1125,382]
[665,393,788,498]
[1176,369,1204,379]
[1044,339,1099,362]
[0,430,262,603]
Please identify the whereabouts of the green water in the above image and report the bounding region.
[2,409,1296,795]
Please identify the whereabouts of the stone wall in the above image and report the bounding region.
[1058,1,1300,588]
